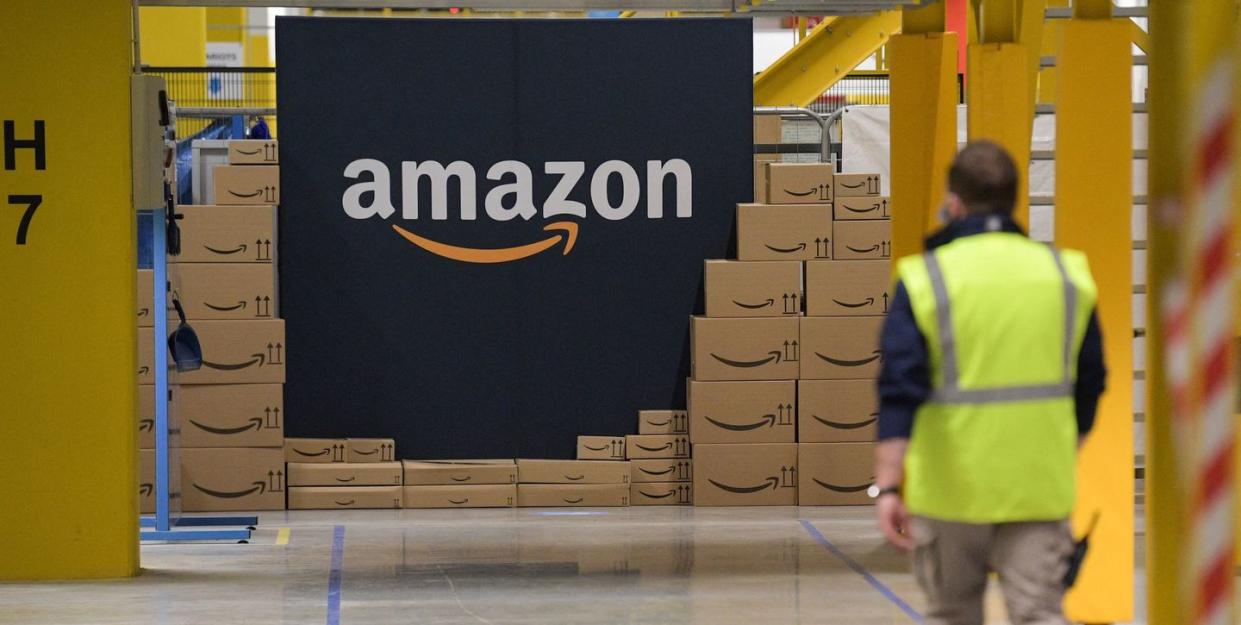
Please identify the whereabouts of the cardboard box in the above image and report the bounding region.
[753,115,782,145]
[404,484,516,509]
[693,443,798,506]
[766,163,834,204]
[799,317,884,380]
[139,449,154,514]
[285,438,347,463]
[736,204,832,261]
[137,269,154,327]
[833,221,891,260]
[834,196,890,221]
[799,380,879,443]
[213,165,279,205]
[704,260,803,318]
[631,459,692,483]
[577,436,627,460]
[288,485,402,510]
[626,434,690,459]
[798,443,876,506]
[287,462,403,487]
[180,448,285,511]
[227,139,279,165]
[516,459,630,484]
[833,173,882,198]
[137,331,154,385]
[517,484,630,507]
[805,260,891,317]
[638,410,689,434]
[176,383,282,447]
[631,482,693,505]
[171,263,277,321]
[138,384,156,449]
[173,319,285,385]
[690,317,800,381]
[348,438,395,463]
[753,155,778,203]
[402,460,517,485]
[172,205,276,264]
[688,380,795,444]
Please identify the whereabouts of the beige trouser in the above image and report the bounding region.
[910,516,1074,625]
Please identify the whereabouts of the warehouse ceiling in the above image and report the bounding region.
[138,0,926,14]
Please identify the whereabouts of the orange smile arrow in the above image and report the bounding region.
[391,221,579,263]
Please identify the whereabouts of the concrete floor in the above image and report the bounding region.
[0,507,1146,625]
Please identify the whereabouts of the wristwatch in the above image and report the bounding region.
[867,484,902,499]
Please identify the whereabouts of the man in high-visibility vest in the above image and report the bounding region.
[874,141,1107,625]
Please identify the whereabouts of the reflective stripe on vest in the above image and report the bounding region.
[923,245,1075,404]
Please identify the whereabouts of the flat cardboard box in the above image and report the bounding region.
[139,449,154,514]
[180,448,286,511]
[799,317,884,380]
[631,459,693,483]
[577,436,627,460]
[138,384,155,449]
[798,443,876,506]
[753,155,778,203]
[402,460,517,485]
[833,221,892,261]
[172,205,276,264]
[227,139,279,165]
[288,486,402,510]
[799,380,879,443]
[753,115,782,145]
[516,459,630,484]
[626,434,690,459]
[213,165,279,205]
[517,484,630,507]
[631,482,693,505]
[176,383,283,448]
[688,380,796,444]
[833,173,882,198]
[693,443,798,506]
[137,269,154,327]
[638,410,689,434]
[287,462,403,487]
[704,260,803,318]
[173,319,286,385]
[805,260,891,317]
[690,317,800,381]
[138,331,154,385]
[736,204,832,261]
[767,163,834,204]
[171,263,277,321]
[834,196,890,221]
[348,438,396,463]
[404,484,516,509]
[285,438,347,463]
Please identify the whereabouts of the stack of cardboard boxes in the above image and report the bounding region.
[404,460,518,509]
[516,459,631,507]
[753,115,782,203]
[285,437,403,509]
[690,160,890,507]
[628,410,692,505]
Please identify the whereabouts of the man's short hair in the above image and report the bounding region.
[948,141,1019,216]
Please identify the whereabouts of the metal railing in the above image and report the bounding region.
[141,66,277,136]
[809,71,966,115]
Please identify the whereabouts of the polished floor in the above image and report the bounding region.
[1,507,1146,625]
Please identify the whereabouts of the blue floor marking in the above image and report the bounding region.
[327,525,345,625]
[799,519,924,623]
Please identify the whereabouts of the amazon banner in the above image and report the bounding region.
[275,17,752,458]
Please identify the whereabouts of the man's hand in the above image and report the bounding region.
[876,493,914,550]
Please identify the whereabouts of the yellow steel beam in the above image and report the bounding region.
[1055,16,1134,623]
[1016,0,1047,116]
[966,42,1033,227]
[1072,0,1111,19]
[1128,17,1149,53]
[978,0,1015,42]
[753,10,901,107]
[902,0,945,33]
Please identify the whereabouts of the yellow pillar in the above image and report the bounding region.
[890,1,959,260]
[1054,14,1134,623]
[138,8,206,66]
[0,0,138,580]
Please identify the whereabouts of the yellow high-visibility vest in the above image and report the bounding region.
[897,231,1097,523]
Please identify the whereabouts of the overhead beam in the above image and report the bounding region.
[139,0,736,8]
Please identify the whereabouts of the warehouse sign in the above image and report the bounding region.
[276,17,751,459]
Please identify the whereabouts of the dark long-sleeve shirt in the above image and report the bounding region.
[876,215,1108,441]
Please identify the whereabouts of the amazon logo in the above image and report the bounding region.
[815,349,883,368]
[638,484,692,504]
[812,412,878,430]
[188,418,263,435]
[634,436,689,457]
[641,411,688,433]
[780,183,831,202]
[139,483,153,497]
[581,438,626,459]
[352,442,395,462]
[342,158,692,264]
[138,418,154,432]
[704,404,793,431]
[732,292,801,315]
[831,292,889,313]
[449,497,470,505]
[637,460,692,481]
[841,198,889,216]
[293,442,346,462]
[838,175,881,195]
[192,470,284,499]
[708,466,797,494]
[811,477,874,494]
[234,143,277,161]
[226,186,278,203]
[842,240,891,258]
[711,341,799,369]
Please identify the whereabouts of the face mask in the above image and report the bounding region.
[938,202,952,225]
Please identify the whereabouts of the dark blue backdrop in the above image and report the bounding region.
[276,17,752,459]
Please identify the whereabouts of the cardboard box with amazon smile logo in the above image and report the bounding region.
[691,317,800,381]
[172,319,286,385]
[688,380,795,444]
[798,317,883,380]
[736,204,833,262]
[693,443,797,507]
[798,443,876,506]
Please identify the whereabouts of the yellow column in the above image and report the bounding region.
[1054,11,1133,623]
[890,1,959,260]
[138,8,206,66]
[0,0,138,580]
